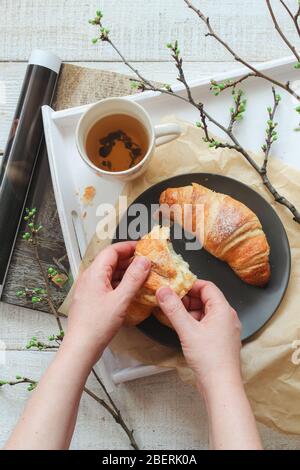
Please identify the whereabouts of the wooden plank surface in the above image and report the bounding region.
[0,302,64,350]
[0,352,209,450]
[0,0,298,62]
[1,348,300,449]
[1,0,300,450]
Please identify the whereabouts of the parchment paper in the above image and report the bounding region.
[61,116,300,436]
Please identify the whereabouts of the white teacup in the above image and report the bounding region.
[76,97,181,181]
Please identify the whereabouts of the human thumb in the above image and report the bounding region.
[116,256,151,307]
[156,287,190,335]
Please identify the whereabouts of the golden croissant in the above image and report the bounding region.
[159,183,270,287]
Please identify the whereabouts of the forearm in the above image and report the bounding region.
[199,370,262,450]
[4,338,96,450]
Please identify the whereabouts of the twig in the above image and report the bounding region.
[280,0,296,21]
[17,207,140,449]
[262,87,280,172]
[83,387,118,419]
[54,310,137,445]
[91,368,116,410]
[280,0,300,37]
[29,342,58,350]
[167,41,197,104]
[296,7,300,36]
[0,374,138,448]
[183,0,300,100]
[210,73,255,94]
[83,386,138,450]
[0,377,36,387]
[228,89,246,133]
[26,336,59,351]
[52,254,69,276]
[266,0,300,62]
[32,241,63,331]
[90,368,139,449]
[103,36,246,147]
[92,18,259,157]
[50,320,139,448]
[1,365,139,450]
[0,377,37,391]
[198,104,210,141]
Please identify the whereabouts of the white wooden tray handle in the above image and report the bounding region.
[154,123,181,146]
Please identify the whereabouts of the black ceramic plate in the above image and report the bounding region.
[113,173,291,348]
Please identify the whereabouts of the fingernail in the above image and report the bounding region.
[157,287,173,302]
[135,256,150,270]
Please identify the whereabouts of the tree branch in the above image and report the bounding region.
[228,89,247,133]
[280,0,295,21]
[0,377,37,387]
[18,207,140,449]
[266,0,300,62]
[90,368,139,449]
[183,0,300,100]
[83,386,139,450]
[0,374,139,449]
[262,87,280,172]
[210,73,255,94]
[89,9,300,224]
[280,0,300,37]
[168,41,197,105]
[32,241,63,331]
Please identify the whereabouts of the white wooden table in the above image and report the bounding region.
[1,0,300,450]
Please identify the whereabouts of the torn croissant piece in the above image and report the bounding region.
[159,183,270,287]
[124,225,197,326]
[134,225,197,306]
[124,301,153,327]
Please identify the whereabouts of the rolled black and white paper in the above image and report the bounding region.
[0,50,61,296]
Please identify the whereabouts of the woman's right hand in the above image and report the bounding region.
[156,280,242,391]
[157,281,262,450]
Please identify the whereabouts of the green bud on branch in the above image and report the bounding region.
[163,83,173,92]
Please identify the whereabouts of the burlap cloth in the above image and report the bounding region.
[58,65,300,435]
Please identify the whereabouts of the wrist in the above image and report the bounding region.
[58,333,104,370]
[195,365,243,397]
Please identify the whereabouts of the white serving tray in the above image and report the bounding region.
[42,56,300,384]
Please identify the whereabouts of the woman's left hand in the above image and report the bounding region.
[65,241,151,366]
